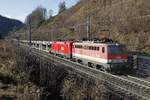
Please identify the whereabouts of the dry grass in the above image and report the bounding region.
[0,40,7,48]
[0,40,41,100]
[0,40,16,99]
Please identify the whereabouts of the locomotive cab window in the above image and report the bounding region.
[108,45,126,54]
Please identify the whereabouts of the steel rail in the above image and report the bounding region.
[123,75,150,87]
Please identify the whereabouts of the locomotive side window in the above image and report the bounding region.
[97,47,99,51]
[92,47,94,50]
[84,46,88,49]
[75,45,82,49]
[94,47,96,50]
[94,47,97,50]
[75,45,77,48]
[79,45,82,48]
[89,46,92,50]
[102,47,105,53]
[87,46,99,51]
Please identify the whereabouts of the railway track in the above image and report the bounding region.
[14,40,150,100]
[122,75,150,87]
[28,46,150,100]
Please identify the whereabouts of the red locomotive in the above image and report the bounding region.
[50,38,128,72]
[51,41,73,58]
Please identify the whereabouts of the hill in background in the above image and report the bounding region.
[0,15,23,38]
[14,0,150,54]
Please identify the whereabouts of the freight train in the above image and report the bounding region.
[50,38,129,73]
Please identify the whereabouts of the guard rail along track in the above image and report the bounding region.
[15,40,150,100]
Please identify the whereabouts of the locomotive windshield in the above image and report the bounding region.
[108,45,126,54]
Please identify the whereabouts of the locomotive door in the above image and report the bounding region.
[70,43,73,59]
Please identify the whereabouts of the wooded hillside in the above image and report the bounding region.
[0,15,23,38]
[14,0,150,54]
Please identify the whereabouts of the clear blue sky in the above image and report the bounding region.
[0,0,78,22]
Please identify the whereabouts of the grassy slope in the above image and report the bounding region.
[14,0,150,54]
[0,41,16,99]
[0,40,41,100]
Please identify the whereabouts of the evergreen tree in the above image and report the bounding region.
[58,1,66,13]
[25,6,47,27]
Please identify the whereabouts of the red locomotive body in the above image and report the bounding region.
[51,41,73,58]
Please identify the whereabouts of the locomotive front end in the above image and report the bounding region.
[107,44,129,73]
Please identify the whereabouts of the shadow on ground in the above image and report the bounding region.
[0,95,15,100]
[0,73,17,85]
